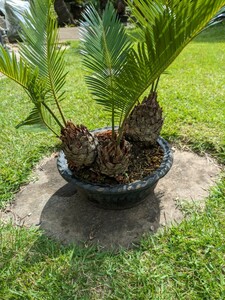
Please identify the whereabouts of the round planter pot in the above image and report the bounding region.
[57,127,173,210]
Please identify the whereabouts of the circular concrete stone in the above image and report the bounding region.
[0,149,221,250]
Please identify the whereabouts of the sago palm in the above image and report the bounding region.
[0,0,225,178]
[81,1,225,145]
[0,0,98,170]
[80,0,225,175]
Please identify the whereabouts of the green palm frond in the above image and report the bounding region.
[115,0,225,129]
[81,0,225,143]
[0,0,67,135]
[126,0,225,86]
[16,105,59,136]
[0,46,36,90]
[0,44,63,136]
[19,0,67,125]
[16,107,48,129]
[17,75,63,135]
[80,3,132,137]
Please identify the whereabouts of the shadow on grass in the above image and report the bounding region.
[39,183,162,251]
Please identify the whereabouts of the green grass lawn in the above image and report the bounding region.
[0,24,225,299]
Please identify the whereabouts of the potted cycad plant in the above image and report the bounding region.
[0,0,224,209]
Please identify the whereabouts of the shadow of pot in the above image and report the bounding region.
[57,128,173,210]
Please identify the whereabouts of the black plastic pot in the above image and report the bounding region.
[57,127,173,210]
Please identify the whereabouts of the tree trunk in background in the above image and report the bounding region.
[116,0,126,16]
[54,0,75,26]
[100,0,126,16]
[100,0,108,11]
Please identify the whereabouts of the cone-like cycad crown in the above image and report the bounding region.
[125,92,163,146]
[60,122,98,170]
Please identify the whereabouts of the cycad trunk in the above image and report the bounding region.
[124,92,163,147]
[54,0,75,26]
[60,122,98,170]
[96,130,131,177]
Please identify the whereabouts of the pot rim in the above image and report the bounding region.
[57,127,173,193]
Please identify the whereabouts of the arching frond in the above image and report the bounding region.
[80,3,132,136]
[81,0,225,142]
[0,0,67,135]
[19,0,67,125]
[16,105,60,136]
[0,46,36,90]
[0,45,62,135]
[115,0,225,129]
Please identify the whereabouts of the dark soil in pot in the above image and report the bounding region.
[72,138,164,185]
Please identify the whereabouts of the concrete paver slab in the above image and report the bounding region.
[0,149,221,250]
